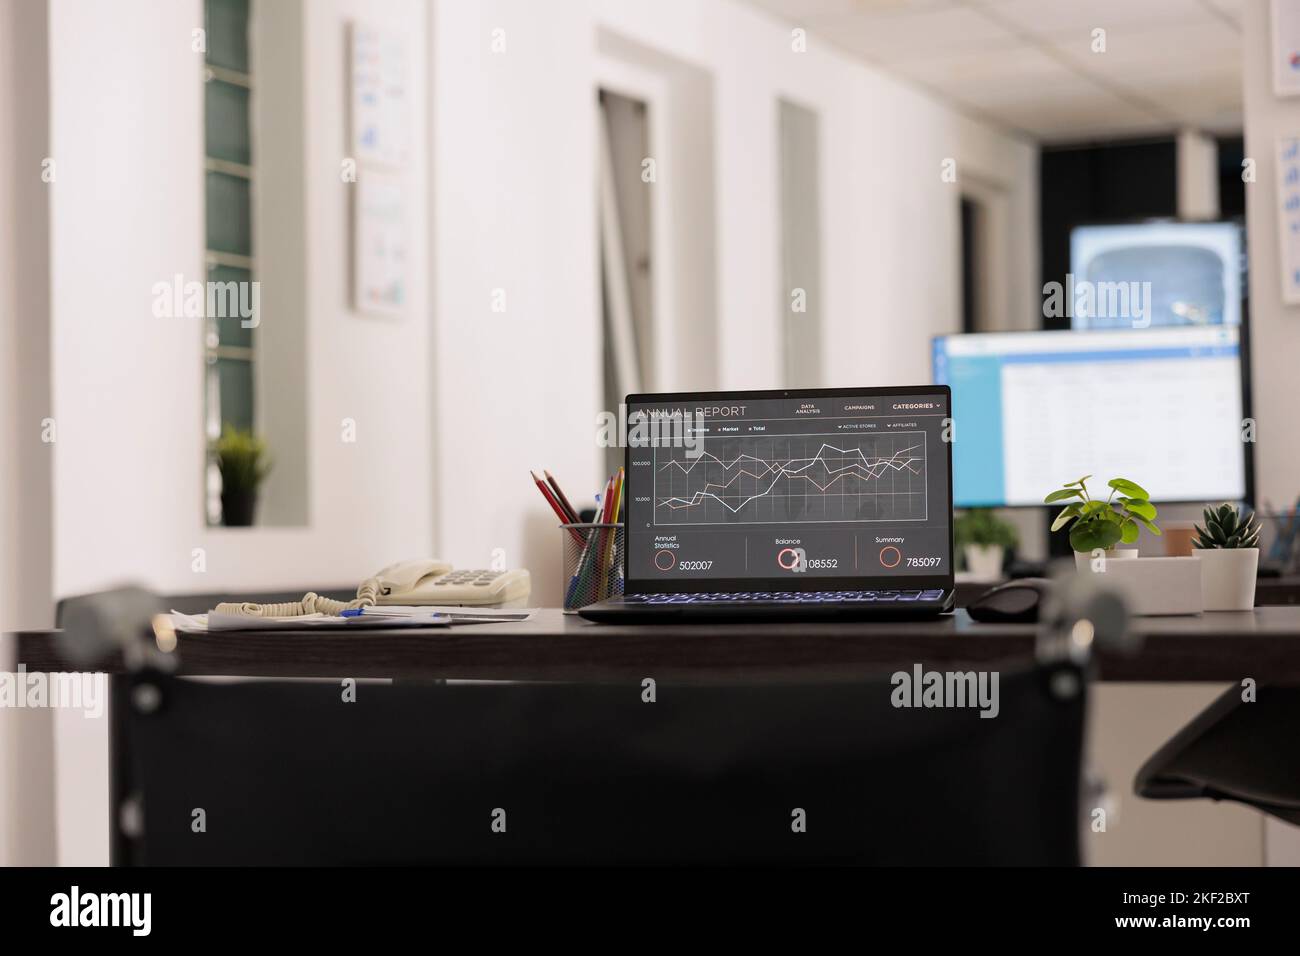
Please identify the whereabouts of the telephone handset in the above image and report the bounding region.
[214,559,531,617]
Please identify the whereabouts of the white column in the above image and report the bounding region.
[1176,128,1220,220]
[1244,3,1300,507]
[1244,0,1300,867]
[0,0,57,866]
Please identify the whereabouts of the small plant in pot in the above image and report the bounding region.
[213,426,271,527]
[954,509,1018,578]
[1192,502,1261,611]
[1044,474,1160,570]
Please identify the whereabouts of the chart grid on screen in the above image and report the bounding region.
[653,432,928,525]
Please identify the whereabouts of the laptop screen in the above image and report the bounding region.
[623,387,952,593]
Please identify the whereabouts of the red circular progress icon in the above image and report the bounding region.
[878,546,902,569]
[654,550,676,571]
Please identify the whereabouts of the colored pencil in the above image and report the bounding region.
[532,471,585,545]
[611,467,625,523]
[544,470,580,524]
[605,469,625,592]
[596,474,615,595]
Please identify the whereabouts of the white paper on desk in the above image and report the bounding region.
[170,611,211,633]
[363,606,537,624]
[171,610,452,633]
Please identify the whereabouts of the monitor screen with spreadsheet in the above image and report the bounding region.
[932,326,1247,508]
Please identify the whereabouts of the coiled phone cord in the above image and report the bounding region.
[213,576,384,617]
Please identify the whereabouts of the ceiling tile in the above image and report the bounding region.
[891,43,1080,98]
[806,4,1019,63]
[736,0,1243,140]
[745,0,956,22]
[742,0,863,20]
[994,88,1171,141]
[973,0,1216,38]
[1050,19,1240,81]
[851,0,957,10]
[1140,66,1243,128]
[1203,0,1245,27]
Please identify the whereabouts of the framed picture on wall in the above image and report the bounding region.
[353,170,407,317]
[1273,0,1300,97]
[349,23,408,167]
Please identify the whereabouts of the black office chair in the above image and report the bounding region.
[63,580,1124,865]
[114,664,1086,865]
[1135,685,1300,825]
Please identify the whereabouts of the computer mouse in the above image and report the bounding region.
[966,578,1052,624]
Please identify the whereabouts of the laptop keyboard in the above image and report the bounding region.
[620,589,946,605]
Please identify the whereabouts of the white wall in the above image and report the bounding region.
[35,0,1033,863]
[41,0,1035,628]
[429,0,602,601]
[49,0,432,596]
[0,0,58,867]
[429,0,1037,600]
[45,0,430,864]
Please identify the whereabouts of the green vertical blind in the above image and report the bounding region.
[204,79,251,166]
[205,0,251,74]
[207,263,255,349]
[204,171,253,256]
[204,0,255,524]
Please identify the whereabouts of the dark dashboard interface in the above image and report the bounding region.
[625,390,952,587]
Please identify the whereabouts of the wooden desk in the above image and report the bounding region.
[13,606,1300,683]
[956,576,1300,609]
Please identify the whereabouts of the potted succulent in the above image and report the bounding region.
[1192,502,1261,611]
[954,508,1018,578]
[1044,475,1161,570]
[213,426,271,527]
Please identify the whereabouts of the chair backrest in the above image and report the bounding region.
[117,662,1086,865]
[1136,684,1300,825]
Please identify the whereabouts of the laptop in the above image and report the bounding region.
[580,385,955,622]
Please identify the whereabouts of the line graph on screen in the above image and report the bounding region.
[653,432,928,525]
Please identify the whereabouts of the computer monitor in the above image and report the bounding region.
[932,326,1247,508]
[1068,221,1243,329]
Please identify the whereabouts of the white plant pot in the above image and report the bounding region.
[963,544,1005,578]
[1195,548,1259,612]
[1074,548,1138,572]
[1079,554,1202,615]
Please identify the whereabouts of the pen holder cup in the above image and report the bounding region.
[561,523,625,612]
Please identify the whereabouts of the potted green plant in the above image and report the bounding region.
[1192,502,1260,611]
[953,509,1018,578]
[1044,474,1161,570]
[213,426,271,527]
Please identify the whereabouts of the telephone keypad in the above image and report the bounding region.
[438,569,505,585]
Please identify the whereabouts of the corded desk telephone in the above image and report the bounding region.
[214,559,531,617]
